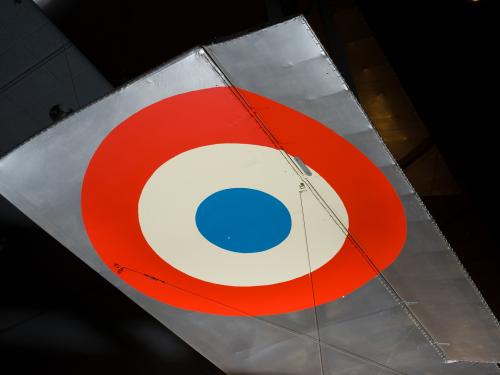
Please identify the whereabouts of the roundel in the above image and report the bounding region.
[81,87,406,316]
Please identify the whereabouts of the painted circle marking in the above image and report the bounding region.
[138,143,347,287]
[81,87,406,316]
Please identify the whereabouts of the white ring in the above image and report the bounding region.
[138,143,348,286]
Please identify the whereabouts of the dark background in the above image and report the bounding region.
[1,0,498,373]
[356,0,500,318]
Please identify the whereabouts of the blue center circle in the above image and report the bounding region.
[195,188,292,253]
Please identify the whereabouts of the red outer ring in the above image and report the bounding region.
[81,87,406,316]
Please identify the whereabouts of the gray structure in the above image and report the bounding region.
[1,15,499,374]
[0,0,112,157]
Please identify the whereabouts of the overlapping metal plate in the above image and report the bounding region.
[0,16,499,374]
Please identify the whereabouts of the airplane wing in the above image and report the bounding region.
[1,16,499,374]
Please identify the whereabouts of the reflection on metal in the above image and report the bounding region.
[330,1,460,196]
[0,16,499,374]
[294,156,313,176]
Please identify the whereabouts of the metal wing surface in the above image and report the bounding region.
[1,16,499,374]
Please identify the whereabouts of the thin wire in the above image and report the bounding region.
[299,185,325,375]
[114,263,404,374]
